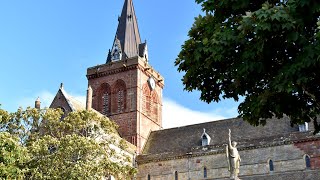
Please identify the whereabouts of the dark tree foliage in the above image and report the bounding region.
[175,0,320,133]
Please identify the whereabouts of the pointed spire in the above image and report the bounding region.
[109,0,142,62]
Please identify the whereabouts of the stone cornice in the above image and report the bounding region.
[87,57,164,88]
[87,64,138,79]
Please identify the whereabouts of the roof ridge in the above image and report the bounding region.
[159,117,240,132]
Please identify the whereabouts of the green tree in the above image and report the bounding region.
[0,107,136,179]
[175,0,320,133]
[0,132,29,179]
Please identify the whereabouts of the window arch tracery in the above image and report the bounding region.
[142,83,159,122]
[142,84,151,114]
[112,80,126,113]
[98,83,111,115]
[151,91,159,121]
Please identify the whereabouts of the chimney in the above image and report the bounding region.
[35,97,41,109]
[86,85,93,111]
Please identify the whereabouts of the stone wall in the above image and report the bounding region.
[137,144,316,180]
[237,170,320,180]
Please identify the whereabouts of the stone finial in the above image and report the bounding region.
[35,97,41,109]
[60,83,64,90]
[86,85,93,111]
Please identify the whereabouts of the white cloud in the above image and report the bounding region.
[162,97,229,129]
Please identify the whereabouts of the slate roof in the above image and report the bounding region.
[140,117,317,161]
[112,0,141,60]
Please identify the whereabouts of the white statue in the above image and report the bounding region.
[226,129,241,180]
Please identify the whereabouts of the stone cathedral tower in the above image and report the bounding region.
[86,0,164,153]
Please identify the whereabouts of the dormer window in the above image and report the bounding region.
[299,122,309,132]
[202,135,208,146]
[201,129,211,146]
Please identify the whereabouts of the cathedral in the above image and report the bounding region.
[48,0,320,179]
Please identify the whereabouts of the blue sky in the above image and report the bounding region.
[0,0,240,128]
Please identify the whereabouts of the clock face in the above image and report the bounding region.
[148,76,156,90]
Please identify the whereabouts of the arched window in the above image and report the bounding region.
[117,90,124,112]
[305,155,311,169]
[202,135,208,146]
[174,171,178,180]
[204,167,207,178]
[151,91,158,121]
[58,106,66,121]
[147,174,151,180]
[98,83,111,115]
[112,80,126,113]
[142,84,151,114]
[201,129,211,146]
[269,160,274,172]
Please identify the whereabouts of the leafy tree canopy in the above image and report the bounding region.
[0,132,29,179]
[0,106,136,179]
[175,0,320,133]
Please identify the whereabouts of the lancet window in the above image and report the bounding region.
[112,80,126,113]
[98,83,111,115]
[142,84,151,114]
[269,159,274,172]
[204,167,207,178]
[151,91,158,121]
[305,155,311,169]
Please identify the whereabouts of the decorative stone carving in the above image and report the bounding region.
[226,129,241,180]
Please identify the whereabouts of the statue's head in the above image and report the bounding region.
[232,141,237,147]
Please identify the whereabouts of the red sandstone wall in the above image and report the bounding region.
[87,58,163,153]
[294,139,320,169]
